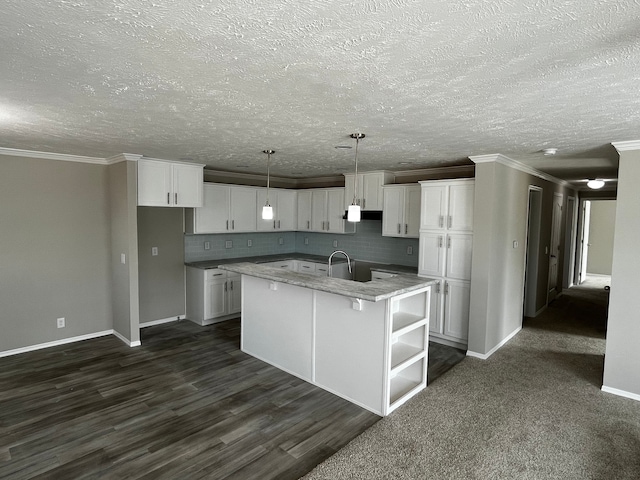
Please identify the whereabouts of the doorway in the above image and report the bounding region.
[523,186,543,317]
[577,200,616,284]
[547,193,563,302]
[562,196,577,289]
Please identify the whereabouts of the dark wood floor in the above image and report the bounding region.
[0,319,465,479]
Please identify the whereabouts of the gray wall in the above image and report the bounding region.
[0,155,112,352]
[603,148,640,397]
[108,160,140,344]
[586,200,616,275]
[138,207,186,323]
[469,158,573,356]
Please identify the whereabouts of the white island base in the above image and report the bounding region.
[241,275,431,416]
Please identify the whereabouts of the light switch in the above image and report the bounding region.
[120,253,126,264]
[204,241,211,250]
[225,240,233,249]
[247,239,252,247]
[152,247,158,256]
[333,240,338,248]
[407,246,413,255]
[513,241,518,249]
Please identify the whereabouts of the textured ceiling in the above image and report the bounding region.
[1,0,639,186]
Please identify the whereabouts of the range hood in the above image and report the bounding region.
[342,210,383,221]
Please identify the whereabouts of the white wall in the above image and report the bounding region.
[603,145,640,398]
[586,200,616,275]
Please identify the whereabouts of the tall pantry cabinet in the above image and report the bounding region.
[418,179,474,348]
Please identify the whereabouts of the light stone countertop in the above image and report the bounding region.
[217,262,436,302]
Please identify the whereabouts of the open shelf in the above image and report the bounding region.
[390,343,425,373]
[392,313,427,337]
[389,357,426,407]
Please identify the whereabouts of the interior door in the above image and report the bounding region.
[579,201,591,284]
[548,193,563,301]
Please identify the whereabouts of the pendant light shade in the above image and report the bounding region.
[348,133,365,223]
[262,149,275,220]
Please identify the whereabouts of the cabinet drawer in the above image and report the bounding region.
[204,268,226,281]
[297,261,317,274]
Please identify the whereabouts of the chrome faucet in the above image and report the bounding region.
[327,250,352,277]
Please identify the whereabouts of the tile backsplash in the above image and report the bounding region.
[185,220,419,267]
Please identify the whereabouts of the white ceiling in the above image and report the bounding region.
[2,1,639,187]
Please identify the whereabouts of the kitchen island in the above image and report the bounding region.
[219,262,436,416]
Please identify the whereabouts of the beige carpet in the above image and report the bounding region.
[302,276,640,479]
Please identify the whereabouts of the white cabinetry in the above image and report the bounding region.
[311,188,354,234]
[382,184,421,238]
[186,267,242,325]
[256,188,298,231]
[419,178,474,348]
[185,183,256,234]
[138,158,204,207]
[344,171,395,211]
[297,190,313,231]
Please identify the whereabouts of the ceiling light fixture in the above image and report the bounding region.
[262,149,275,220]
[347,133,365,223]
[587,179,605,189]
[542,148,558,156]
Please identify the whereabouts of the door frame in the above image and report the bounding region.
[562,196,578,289]
[523,186,543,318]
[547,192,563,303]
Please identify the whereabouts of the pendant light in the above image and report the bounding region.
[347,133,365,222]
[262,149,274,220]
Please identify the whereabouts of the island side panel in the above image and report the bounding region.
[314,292,387,415]
[241,275,314,381]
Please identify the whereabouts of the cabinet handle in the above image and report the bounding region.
[448,215,452,228]
[436,282,441,294]
[405,224,408,235]
[224,281,228,292]
[439,236,443,248]
[232,220,235,230]
[307,220,310,229]
[278,220,281,229]
[362,198,366,209]
[212,273,223,276]
[327,221,330,230]
[226,220,229,230]
[175,193,178,205]
[439,215,444,228]
[447,237,451,248]
[230,280,233,290]
[167,193,170,205]
[397,223,401,234]
[274,220,277,229]
[444,282,449,295]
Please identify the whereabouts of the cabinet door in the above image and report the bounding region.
[343,174,363,209]
[362,172,384,210]
[420,185,446,230]
[297,190,313,231]
[448,183,474,231]
[404,186,422,237]
[429,280,444,335]
[445,234,473,280]
[138,159,172,206]
[418,232,445,277]
[228,275,242,315]
[195,184,230,233]
[229,186,257,232]
[172,163,203,207]
[277,189,298,231]
[311,190,327,231]
[382,186,404,237]
[326,189,347,233]
[443,280,470,341]
[204,279,227,319]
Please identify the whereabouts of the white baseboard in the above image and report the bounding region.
[467,326,522,360]
[112,330,141,347]
[140,314,185,328]
[601,385,640,402]
[0,330,114,358]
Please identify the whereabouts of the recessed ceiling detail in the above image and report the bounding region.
[1,0,638,185]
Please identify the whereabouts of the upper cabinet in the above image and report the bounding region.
[297,190,313,232]
[185,183,256,234]
[419,179,474,232]
[137,158,204,207]
[344,171,395,211]
[382,184,421,238]
[256,188,298,231]
[311,188,355,234]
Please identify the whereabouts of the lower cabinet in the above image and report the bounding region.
[186,267,242,325]
[428,278,470,348]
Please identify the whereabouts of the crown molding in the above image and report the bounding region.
[612,140,640,153]
[0,147,107,164]
[105,153,143,164]
[469,153,568,186]
[393,164,475,180]
[203,168,343,188]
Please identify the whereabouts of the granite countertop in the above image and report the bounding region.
[217,262,435,302]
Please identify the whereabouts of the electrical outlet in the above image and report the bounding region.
[57,317,65,328]
[513,240,519,249]
[278,237,284,245]
[247,239,252,247]
[407,246,413,255]
[151,247,158,256]
[204,241,211,250]
[304,237,309,245]
[120,253,126,264]
[225,240,233,249]
[333,240,338,248]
